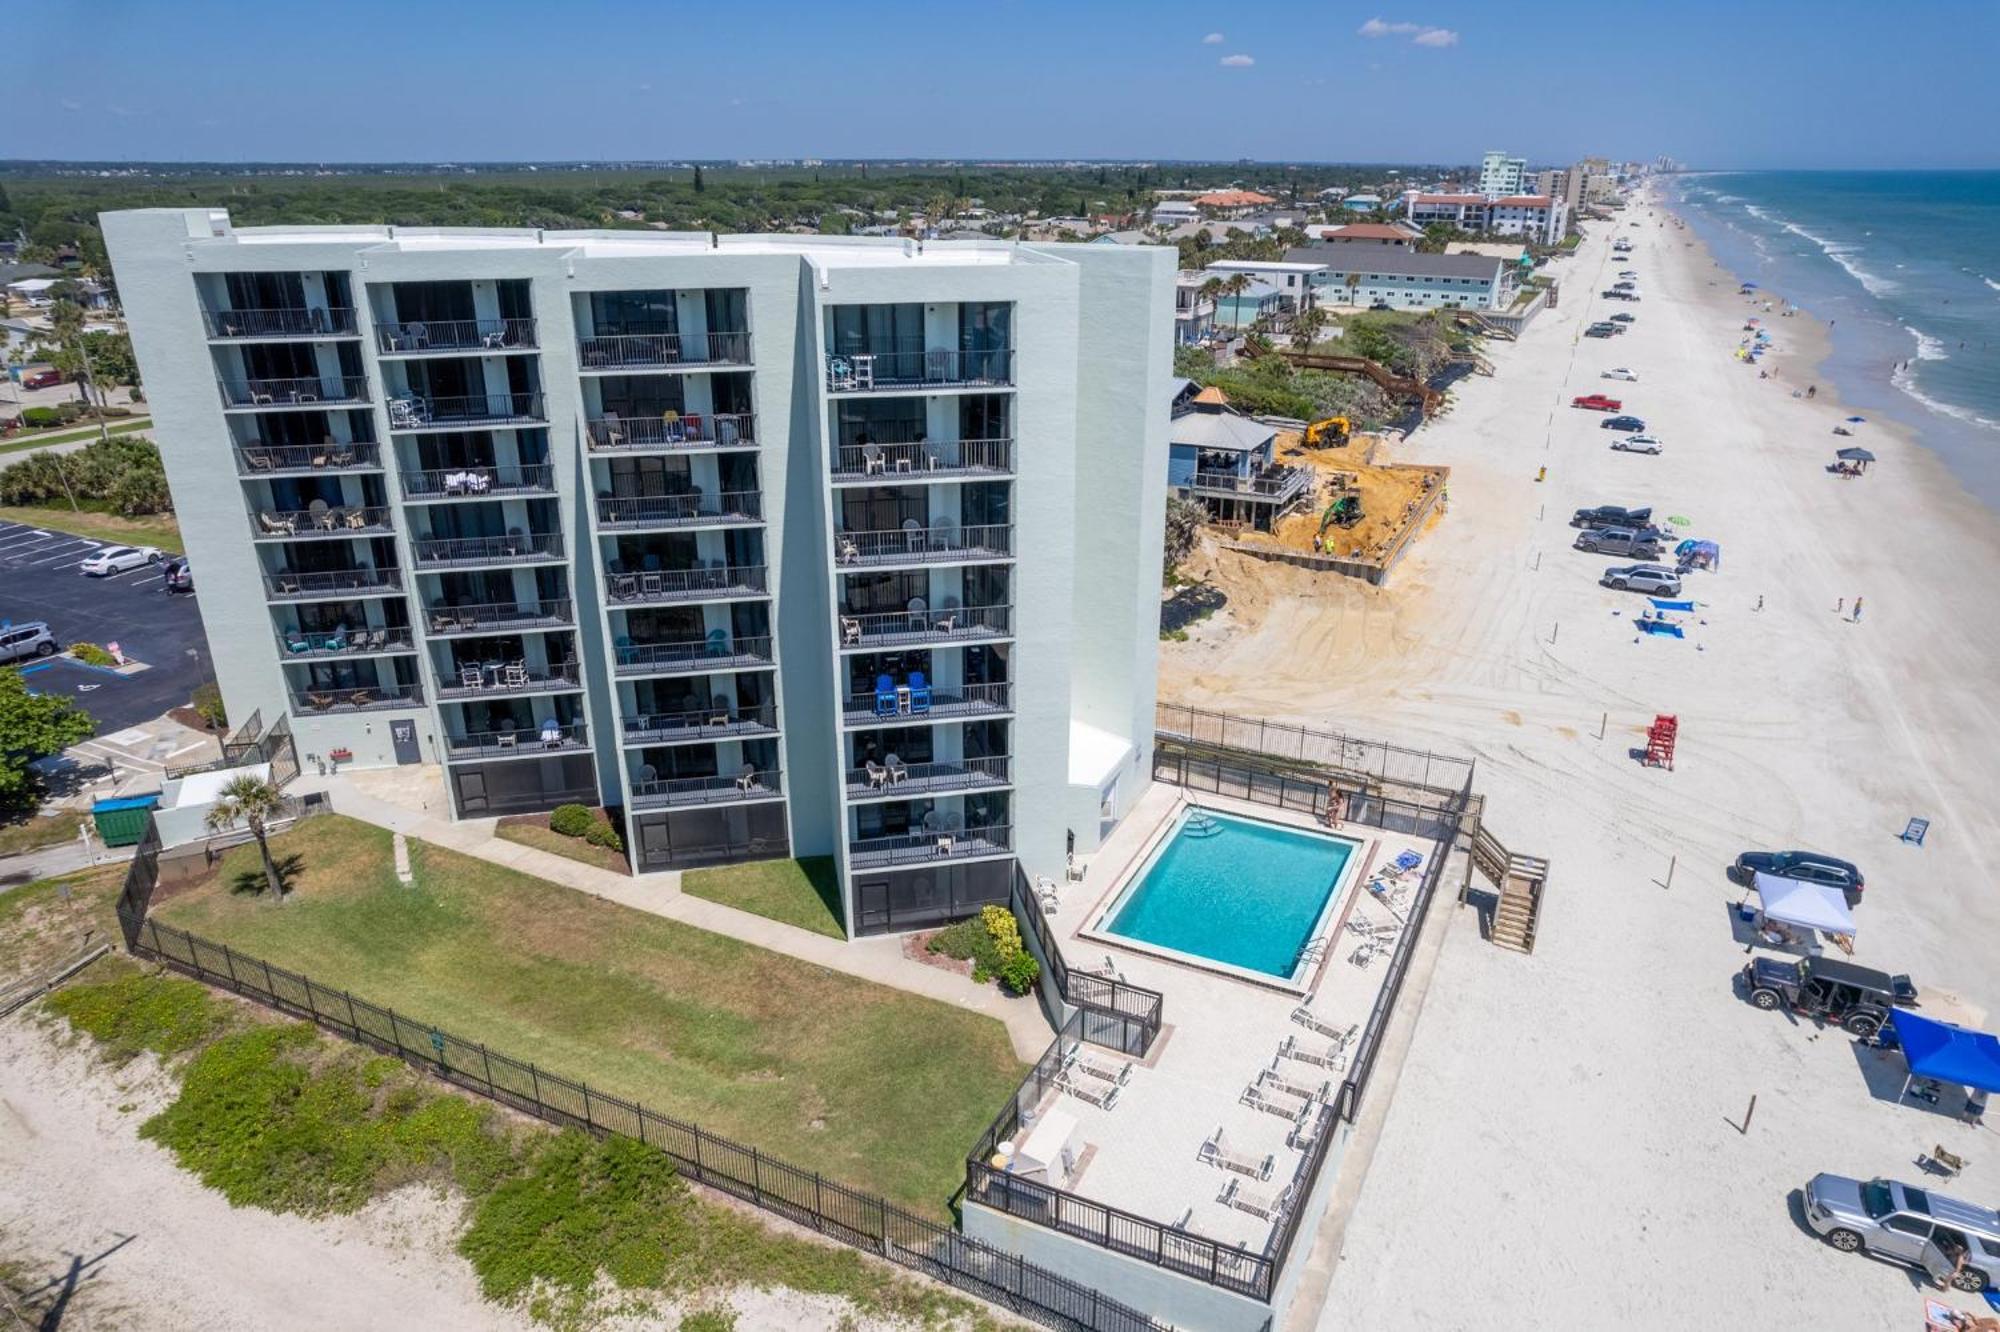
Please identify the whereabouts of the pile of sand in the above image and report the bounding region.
[1246,431,1447,563]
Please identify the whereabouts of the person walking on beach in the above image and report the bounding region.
[1807,384,1816,398]
[1852,596,1864,623]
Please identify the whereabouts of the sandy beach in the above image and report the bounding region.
[1163,189,2000,1328]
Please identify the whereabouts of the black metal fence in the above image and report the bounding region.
[1154,702,1475,800]
[1150,747,1463,845]
[164,713,299,787]
[1010,867,1162,1057]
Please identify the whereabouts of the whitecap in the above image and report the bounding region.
[1901,324,1947,361]
[1892,363,2000,433]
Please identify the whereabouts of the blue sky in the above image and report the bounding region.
[12,1,1999,168]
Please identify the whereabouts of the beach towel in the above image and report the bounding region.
[1637,620,1684,638]
[1649,599,1695,612]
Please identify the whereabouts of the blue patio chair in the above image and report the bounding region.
[874,673,898,718]
[908,670,932,714]
[705,627,729,657]
[642,552,662,572]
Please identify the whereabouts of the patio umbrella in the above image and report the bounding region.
[1837,447,1876,462]
[1845,415,1867,423]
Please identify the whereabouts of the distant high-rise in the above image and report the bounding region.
[1478,151,1527,198]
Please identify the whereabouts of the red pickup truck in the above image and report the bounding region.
[1572,393,1623,411]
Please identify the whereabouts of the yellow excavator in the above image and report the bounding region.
[1303,416,1351,448]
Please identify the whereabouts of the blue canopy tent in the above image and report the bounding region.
[1890,1009,2000,1111]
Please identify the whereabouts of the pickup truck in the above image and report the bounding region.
[1571,394,1623,412]
[1571,504,1653,529]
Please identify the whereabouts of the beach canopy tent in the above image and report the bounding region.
[1890,1009,2000,1097]
[1837,447,1876,463]
[1675,538,1721,570]
[1846,416,1867,424]
[1753,871,1856,937]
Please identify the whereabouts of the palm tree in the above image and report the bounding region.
[1220,272,1253,329]
[1291,306,1328,356]
[207,773,289,902]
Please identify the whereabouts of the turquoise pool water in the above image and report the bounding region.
[1101,810,1356,980]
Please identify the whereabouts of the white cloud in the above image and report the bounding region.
[59,98,82,112]
[1358,18,1420,36]
[1413,26,1459,46]
[1219,53,1255,67]
[1202,31,1224,44]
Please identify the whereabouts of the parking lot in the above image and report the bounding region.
[0,518,209,732]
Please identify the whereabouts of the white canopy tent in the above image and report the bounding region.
[1752,871,1857,937]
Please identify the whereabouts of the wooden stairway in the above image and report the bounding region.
[1470,824,1550,954]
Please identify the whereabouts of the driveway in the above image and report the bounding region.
[0,518,211,732]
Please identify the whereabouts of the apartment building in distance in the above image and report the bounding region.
[104,208,1174,936]
[1476,150,1527,197]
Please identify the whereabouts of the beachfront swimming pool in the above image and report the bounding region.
[1089,808,1360,988]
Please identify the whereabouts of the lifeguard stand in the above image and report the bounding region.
[1644,714,1678,770]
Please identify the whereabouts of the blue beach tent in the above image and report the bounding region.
[1889,1009,2000,1097]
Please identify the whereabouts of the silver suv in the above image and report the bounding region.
[0,621,60,664]
[1602,564,1681,595]
[1804,1174,1999,1292]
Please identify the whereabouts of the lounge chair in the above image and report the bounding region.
[1056,1065,1118,1110]
[907,670,932,714]
[245,448,275,471]
[346,690,374,708]
[1071,1048,1133,1088]
[1197,1127,1273,1181]
[305,692,333,710]
[1258,1066,1328,1106]
[1218,1177,1295,1222]
[258,510,296,536]
[345,508,370,530]
[1289,1107,1327,1153]
[1290,1008,1356,1044]
[1277,1033,1349,1072]
[1383,849,1424,880]
[1036,875,1061,913]
[1240,1079,1309,1121]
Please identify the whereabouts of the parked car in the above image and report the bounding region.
[1803,1174,1998,1292]
[1618,270,1640,278]
[1742,957,1916,1039]
[1613,281,1637,292]
[79,545,162,576]
[1612,434,1664,454]
[21,368,63,390]
[1602,415,1647,432]
[1572,394,1623,411]
[1603,290,1641,301]
[1602,367,1640,381]
[1585,323,1619,338]
[1610,313,1637,323]
[0,621,60,664]
[1601,564,1681,595]
[1574,527,1662,558]
[1730,849,1866,895]
[162,556,193,592]
[1572,504,1652,529]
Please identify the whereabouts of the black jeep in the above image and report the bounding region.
[1741,956,1918,1040]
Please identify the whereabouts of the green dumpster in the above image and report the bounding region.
[91,793,161,847]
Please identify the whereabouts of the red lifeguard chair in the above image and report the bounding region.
[1644,714,1678,770]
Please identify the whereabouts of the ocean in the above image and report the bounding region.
[1668,170,2000,508]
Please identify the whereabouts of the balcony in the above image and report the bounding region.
[845,755,1011,800]
[842,680,1012,727]
[830,437,1014,484]
[849,824,1013,869]
[388,393,545,431]
[595,490,762,531]
[444,721,589,759]
[291,683,424,714]
[409,531,565,569]
[585,412,755,453]
[204,307,360,341]
[376,318,538,356]
[629,767,782,811]
[400,464,557,501]
[275,626,416,659]
[435,661,582,701]
[824,347,1014,393]
[263,568,403,600]
[250,505,393,540]
[219,376,371,410]
[604,564,767,606]
[1183,465,1312,504]
[834,523,1011,569]
[838,604,1012,650]
[424,599,573,636]
[621,701,779,747]
[613,635,773,678]
[236,442,381,476]
[576,331,752,372]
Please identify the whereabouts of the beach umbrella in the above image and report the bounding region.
[1845,415,1866,423]
[1837,447,1876,462]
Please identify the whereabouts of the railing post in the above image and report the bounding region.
[581,1085,594,1130]
[479,1044,495,1097]
[750,1148,763,1205]
[220,943,239,986]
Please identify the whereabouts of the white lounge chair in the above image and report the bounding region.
[1057,1065,1119,1111]
[1197,1127,1273,1181]
[1277,1033,1349,1072]
[1258,1066,1328,1106]
[1070,1048,1132,1088]
[1218,1177,1296,1222]
[1241,1079,1309,1121]
[1290,1009,1356,1044]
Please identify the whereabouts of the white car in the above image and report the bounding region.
[80,544,162,576]
[1611,435,1664,455]
[1602,368,1640,382]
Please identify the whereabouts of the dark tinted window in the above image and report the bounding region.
[1885,1214,1931,1236]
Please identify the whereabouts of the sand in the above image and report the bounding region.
[1161,189,2000,1329]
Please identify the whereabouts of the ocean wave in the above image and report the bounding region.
[1984,275,2000,296]
[1892,362,2000,433]
[1902,324,1948,361]
[1741,201,1900,296]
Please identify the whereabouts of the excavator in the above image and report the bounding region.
[1302,416,1351,449]
[1317,493,1362,538]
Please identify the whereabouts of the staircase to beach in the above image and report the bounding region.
[1469,823,1550,954]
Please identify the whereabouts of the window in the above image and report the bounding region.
[1884,1214,1932,1237]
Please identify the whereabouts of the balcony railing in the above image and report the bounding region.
[604,564,767,605]
[842,680,1012,725]
[236,442,381,475]
[424,599,573,635]
[376,318,538,355]
[629,767,782,810]
[409,531,565,568]
[400,464,557,499]
[838,604,1012,649]
[846,755,1012,798]
[621,701,779,746]
[849,824,1013,869]
[251,506,393,539]
[276,626,415,658]
[830,438,1014,481]
[825,347,1014,392]
[613,635,773,677]
[292,683,423,714]
[264,567,402,599]
[596,490,763,530]
[585,412,755,452]
[577,331,753,370]
[219,376,370,408]
[1184,466,1312,502]
[388,393,545,430]
[435,661,581,700]
[445,721,588,758]
[834,524,1012,567]
[204,307,360,340]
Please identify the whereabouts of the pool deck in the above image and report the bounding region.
[1028,782,1440,1255]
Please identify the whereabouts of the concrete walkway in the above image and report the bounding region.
[0,840,135,892]
[291,771,1056,1062]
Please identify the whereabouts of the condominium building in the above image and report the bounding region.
[1476,151,1527,198]
[104,208,1174,935]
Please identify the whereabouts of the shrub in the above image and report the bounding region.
[585,820,624,853]
[69,642,114,666]
[55,402,82,423]
[981,903,1024,959]
[46,969,231,1061]
[548,803,595,838]
[101,405,132,418]
[927,916,1004,982]
[21,406,59,428]
[996,951,1041,996]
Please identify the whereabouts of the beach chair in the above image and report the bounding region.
[1241,1079,1309,1121]
[1217,1177,1295,1222]
[1036,875,1061,914]
[1383,849,1424,881]
[1920,1145,1967,1178]
[1258,1066,1328,1106]
[1350,938,1388,968]
[1197,1127,1273,1181]
[1289,1105,1328,1153]
[1277,1033,1349,1072]
[1289,1008,1354,1044]
[1057,1065,1119,1111]
[1071,1048,1133,1088]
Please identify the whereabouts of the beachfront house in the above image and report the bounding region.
[1202,259,1329,316]
[1286,247,1513,311]
[1191,190,1277,219]
[1317,223,1419,249]
[1168,387,1310,532]
[1175,271,1218,344]
[1342,194,1383,213]
[1151,200,1200,227]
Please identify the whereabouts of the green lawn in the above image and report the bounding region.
[0,505,182,553]
[150,817,1022,1215]
[683,856,845,940]
[0,419,153,455]
[0,862,124,987]
[0,809,84,857]
[494,820,629,874]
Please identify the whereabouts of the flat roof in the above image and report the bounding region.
[1205,260,1329,274]
[1285,247,1505,279]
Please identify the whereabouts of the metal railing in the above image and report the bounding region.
[236,442,380,474]
[388,392,545,429]
[596,490,763,528]
[825,347,1015,391]
[203,306,359,339]
[585,412,756,451]
[843,680,1012,722]
[445,721,589,757]
[834,524,1012,566]
[291,683,424,713]
[614,635,774,676]
[629,768,783,809]
[838,604,1012,648]
[605,564,767,604]
[1009,866,1163,1056]
[621,701,779,745]
[400,464,556,498]
[163,713,298,786]
[577,330,753,369]
[846,755,1011,797]
[250,506,392,539]
[435,663,580,700]
[219,376,370,407]
[1153,702,1476,800]
[831,438,1014,480]
[276,627,415,657]
[263,567,402,599]
[376,318,537,354]
[849,824,1012,869]
[410,531,565,567]
[424,599,573,634]
[1185,467,1311,500]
